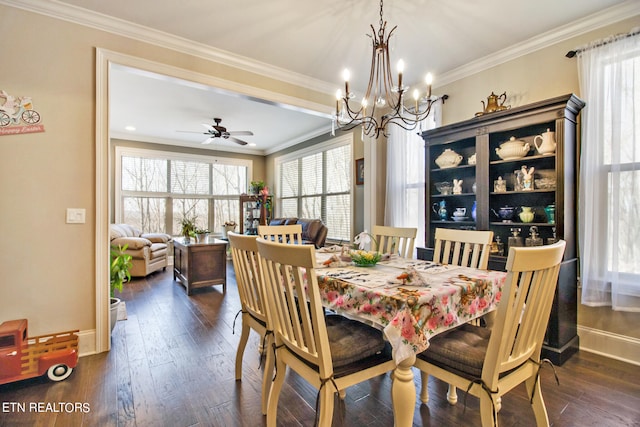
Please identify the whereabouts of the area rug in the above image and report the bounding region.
[117,301,127,321]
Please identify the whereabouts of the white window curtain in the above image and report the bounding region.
[577,29,640,311]
[384,103,441,250]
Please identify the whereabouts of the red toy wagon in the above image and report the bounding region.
[0,319,79,385]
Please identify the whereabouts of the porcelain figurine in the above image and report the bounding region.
[453,179,463,194]
[521,165,535,191]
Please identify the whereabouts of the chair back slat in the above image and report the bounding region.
[483,241,566,383]
[257,238,333,376]
[228,232,267,324]
[371,225,417,258]
[433,228,494,269]
[258,224,304,245]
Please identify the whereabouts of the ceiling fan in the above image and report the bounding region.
[179,117,254,145]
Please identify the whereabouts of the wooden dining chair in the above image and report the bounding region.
[257,224,304,245]
[256,238,396,427]
[371,225,418,258]
[431,228,495,401]
[227,232,274,416]
[417,240,567,427]
[433,227,494,269]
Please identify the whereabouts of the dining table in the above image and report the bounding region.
[314,248,507,427]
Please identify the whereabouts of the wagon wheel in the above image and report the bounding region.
[0,112,10,127]
[22,109,41,124]
[47,364,73,381]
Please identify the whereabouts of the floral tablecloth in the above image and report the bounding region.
[315,253,506,364]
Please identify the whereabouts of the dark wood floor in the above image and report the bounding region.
[2,262,639,427]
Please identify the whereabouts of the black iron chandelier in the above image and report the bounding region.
[334,0,446,139]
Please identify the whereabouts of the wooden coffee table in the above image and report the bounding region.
[173,237,227,295]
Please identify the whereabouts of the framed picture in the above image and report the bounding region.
[355,158,364,185]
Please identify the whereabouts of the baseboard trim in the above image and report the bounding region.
[578,325,640,366]
[78,329,97,357]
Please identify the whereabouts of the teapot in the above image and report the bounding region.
[533,129,557,155]
[481,91,508,114]
[519,206,534,223]
[492,205,516,222]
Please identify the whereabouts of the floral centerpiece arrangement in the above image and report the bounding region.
[349,249,382,267]
[350,230,381,266]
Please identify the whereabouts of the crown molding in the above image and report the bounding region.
[435,0,640,87]
[3,0,639,94]
[0,0,336,95]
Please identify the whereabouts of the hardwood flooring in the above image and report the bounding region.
[1,262,639,426]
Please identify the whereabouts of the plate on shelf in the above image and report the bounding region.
[452,216,469,222]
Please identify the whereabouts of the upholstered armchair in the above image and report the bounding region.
[110,224,172,277]
[268,218,328,248]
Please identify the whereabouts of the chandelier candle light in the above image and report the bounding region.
[334,0,446,139]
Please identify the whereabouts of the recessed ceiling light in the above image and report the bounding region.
[249,143,256,147]
[125,125,136,131]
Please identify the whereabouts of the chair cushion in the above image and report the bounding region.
[417,323,491,379]
[110,224,142,239]
[325,314,387,368]
[142,233,172,243]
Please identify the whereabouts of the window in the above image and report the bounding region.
[275,135,352,242]
[116,147,251,235]
[578,32,640,310]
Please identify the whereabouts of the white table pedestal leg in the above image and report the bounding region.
[391,354,416,427]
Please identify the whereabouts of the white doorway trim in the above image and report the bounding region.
[95,48,329,352]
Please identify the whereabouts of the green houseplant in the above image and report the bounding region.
[110,244,133,332]
[180,217,197,242]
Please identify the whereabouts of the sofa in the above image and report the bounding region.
[110,224,173,277]
[268,218,328,248]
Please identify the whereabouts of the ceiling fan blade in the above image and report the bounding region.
[227,131,253,136]
[202,137,215,145]
[228,136,248,146]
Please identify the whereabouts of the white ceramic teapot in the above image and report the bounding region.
[533,129,557,155]
[435,149,463,168]
[496,137,529,160]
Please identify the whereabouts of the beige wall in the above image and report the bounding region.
[1,4,638,358]
[0,5,330,346]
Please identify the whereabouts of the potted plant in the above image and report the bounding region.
[110,244,132,332]
[222,221,237,238]
[180,217,196,243]
[195,227,210,243]
[249,180,265,195]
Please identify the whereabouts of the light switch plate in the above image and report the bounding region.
[66,208,86,224]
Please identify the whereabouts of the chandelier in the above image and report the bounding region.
[334,0,446,139]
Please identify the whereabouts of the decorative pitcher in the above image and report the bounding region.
[432,200,448,221]
[471,201,477,221]
[533,129,557,155]
[453,207,466,217]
